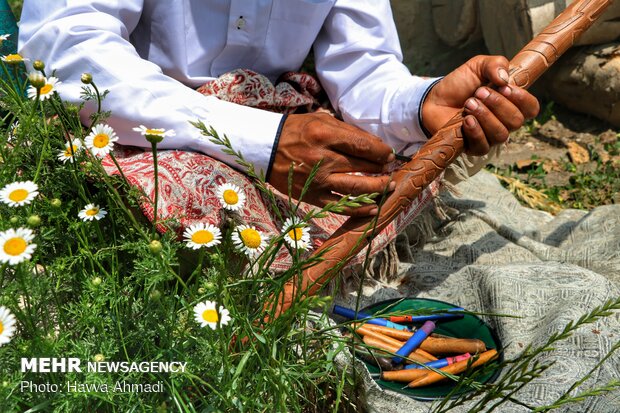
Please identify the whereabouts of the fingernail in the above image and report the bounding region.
[387,153,395,162]
[499,85,512,96]
[389,181,396,191]
[465,98,478,111]
[498,68,509,83]
[464,116,476,128]
[369,208,379,216]
[475,88,490,100]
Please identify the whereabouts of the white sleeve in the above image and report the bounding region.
[18,0,285,177]
[314,0,439,154]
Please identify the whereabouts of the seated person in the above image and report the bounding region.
[18,0,538,260]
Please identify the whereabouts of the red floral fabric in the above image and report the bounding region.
[101,69,438,270]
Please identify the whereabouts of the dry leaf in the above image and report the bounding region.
[567,142,590,164]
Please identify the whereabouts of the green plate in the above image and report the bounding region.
[359,297,503,401]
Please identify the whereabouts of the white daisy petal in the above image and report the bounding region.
[193,300,231,329]
[281,217,312,251]
[231,224,268,258]
[26,76,61,101]
[78,203,107,221]
[1,53,28,65]
[183,223,222,249]
[0,306,17,346]
[132,125,176,138]
[0,227,37,266]
[216,183,246,211]
[0,181,39,207]
[219,308,231,327]
[85,124,119,157]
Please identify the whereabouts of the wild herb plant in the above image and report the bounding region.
[0,53,371,412]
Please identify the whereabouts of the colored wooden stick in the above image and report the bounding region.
[407,349,499,388]
[355,323,486,355]
[361,336,434,364]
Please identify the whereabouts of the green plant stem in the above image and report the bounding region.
[150,140,159,237]
[88,81,103,130]
[32,97,49,183]
[11,65,23,96]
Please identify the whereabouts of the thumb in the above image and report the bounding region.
[471,55,511,88]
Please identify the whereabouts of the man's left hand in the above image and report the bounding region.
[421,55,540,155]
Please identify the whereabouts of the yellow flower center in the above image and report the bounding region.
[288,227,304,241]
[191,230,214,245]
[145,129,163,135]
[64,145,79,157]
[5,54,23,63]
[85,208,99,216]
[240,228,262,249]
[40,83,53,95]
[223,189,239,205]
[8,189,28,202]
[93,133,110,148]
[0,320,3,335]
[4,237,27,256]
[202,309,218,323]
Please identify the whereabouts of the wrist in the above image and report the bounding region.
[419,78,443,138]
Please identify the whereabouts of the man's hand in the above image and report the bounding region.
[268,113,395,216]
[422,55,540,156]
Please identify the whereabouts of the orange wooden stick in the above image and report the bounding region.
[361,336,433,364]
[420,337,487,356]
[358,324,486,355]
[381,368,429,383]
[407,349,499,388]
[415,348,438,362]
[353,325,406,348]
[354,326,439,361]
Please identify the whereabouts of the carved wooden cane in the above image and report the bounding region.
[267,0,613,318]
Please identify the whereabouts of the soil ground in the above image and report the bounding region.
[487,102,619,211]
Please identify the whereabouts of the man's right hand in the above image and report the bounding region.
[268,113,396,216]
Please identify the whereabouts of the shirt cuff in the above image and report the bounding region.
[387,76,442,143]
[191,97,285,177]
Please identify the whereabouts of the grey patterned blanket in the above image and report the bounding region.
[335,170,620,412]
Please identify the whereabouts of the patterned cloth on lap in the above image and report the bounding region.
[100,69,439,270]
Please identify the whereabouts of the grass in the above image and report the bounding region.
[490,102,619,212]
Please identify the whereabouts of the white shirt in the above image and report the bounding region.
[18,0,437,176]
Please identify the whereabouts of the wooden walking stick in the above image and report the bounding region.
[266,0,613,318]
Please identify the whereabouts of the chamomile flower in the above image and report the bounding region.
[1,53,28,65]
[57,139,82,163]
[0,306,16,346]
[281,217,312,251]
[216,183,246,211]
[232,225,268,258]
[78,204,107,221]
[7,121,19,142]
[132,125,176,143]
[193,300,231,329]
[183,223,222,249]
[0,227,37,266]
[0,181,39,207]
[0,34,10,45]
[85,124,119,157]
[26,76,61,101]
